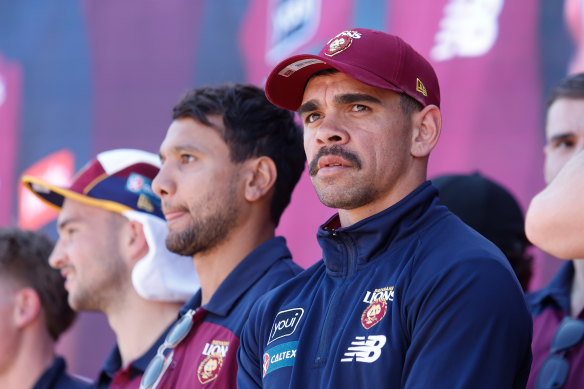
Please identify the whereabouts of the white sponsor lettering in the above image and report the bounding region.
[270,349,297,363]
[340,335,386,363]
[202,343,229,357]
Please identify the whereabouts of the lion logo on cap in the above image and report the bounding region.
[324,30,361,56]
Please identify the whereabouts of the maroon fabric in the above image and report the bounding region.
[108,368,140,389]
[264,28,440,111]
[156,310,239,389]
[69,159,106,194]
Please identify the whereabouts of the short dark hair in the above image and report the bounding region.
[399,93,423,117]
[547,73,584,108]
[172,83,305,226]
[0,228,76,340]
[307,68,423,117]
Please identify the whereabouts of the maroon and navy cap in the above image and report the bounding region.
[265,28,440,111]
[21,149,164,219]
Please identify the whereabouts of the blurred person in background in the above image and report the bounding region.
[432,172,533,291]
[525,73,584,389]
[0,227,91,389]
[525,150,584,259]
[22,149,199,388]
[138,83,305,388]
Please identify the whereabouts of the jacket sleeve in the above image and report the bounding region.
[402,258,532,388]
[237,300,264,389]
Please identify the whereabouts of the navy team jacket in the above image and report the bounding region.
[238,182,532,388]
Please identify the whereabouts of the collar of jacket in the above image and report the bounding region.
[317,181,440,277]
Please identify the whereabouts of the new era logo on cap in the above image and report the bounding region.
[22,149,164,219]
[265,28,440,111]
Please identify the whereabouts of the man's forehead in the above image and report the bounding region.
[546,98,584,137]
[58,197,109,223]
[162,116,226,152]
[302,72,396,105]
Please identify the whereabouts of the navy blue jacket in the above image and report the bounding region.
[238,182,532,388]
[33,357,92,389]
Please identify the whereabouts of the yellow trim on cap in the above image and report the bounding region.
[21,175,133,214]
[83,172,109,195]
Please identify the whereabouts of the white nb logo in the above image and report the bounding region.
[430,0,504,61]
[340,335,386,363]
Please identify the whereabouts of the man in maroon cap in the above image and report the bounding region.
[237,28,532,388]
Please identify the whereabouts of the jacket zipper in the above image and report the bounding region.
[314,229,356,367]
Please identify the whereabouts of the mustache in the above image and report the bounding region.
[308,145,362,176]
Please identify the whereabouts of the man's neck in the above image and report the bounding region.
[106,292,182,368]
[0,328,54,389]
[338,174,426,227]
[194,222,275,306]
[571,260,584,317]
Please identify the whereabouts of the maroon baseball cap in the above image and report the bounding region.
[265,28,440,111]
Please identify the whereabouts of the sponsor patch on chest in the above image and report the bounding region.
[340,335,387,363]
[262,341,298,379]
[267,308,304,344]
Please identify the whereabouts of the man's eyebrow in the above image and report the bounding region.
[298,93,382,116]
[298,100,319,116]
[335,93,382,105]
[161,144,204,158]
[57,217,75,231]
[548,132,574,143]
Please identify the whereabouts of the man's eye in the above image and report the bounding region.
[352,104,369,112]
[305,113,321,124]
[550,139,575,150]
[181,154,195,163]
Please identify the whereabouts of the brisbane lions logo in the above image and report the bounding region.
[197,354,223,384]
[361,298,387,329]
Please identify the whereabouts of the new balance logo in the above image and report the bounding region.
[340,335,386,363]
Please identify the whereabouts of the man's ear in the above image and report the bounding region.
[125,220,149,264]
[410,105,442,158]
[13,287,41,328]
[244,156,278,202]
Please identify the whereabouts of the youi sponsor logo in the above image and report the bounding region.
[267,307,304,344]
